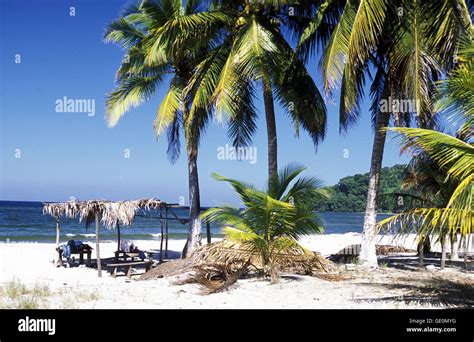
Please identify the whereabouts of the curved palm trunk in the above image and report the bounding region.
[359,112,390,267]
[262,78,278,185]
[182,143,202,258]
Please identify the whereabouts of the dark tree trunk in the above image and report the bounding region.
[262,78,278,186]
[182,143,202,258]
[359,112,390,267]
[418,245,424,267]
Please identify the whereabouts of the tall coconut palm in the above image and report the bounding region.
[104,0,230,257]
[186,1,327,187]
[298,0,472,266]
[201,164,330,281]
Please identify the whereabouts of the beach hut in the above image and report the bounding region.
[43,198,171,277]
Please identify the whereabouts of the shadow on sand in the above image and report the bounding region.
[380,254,473,272]
[355,276,474,308]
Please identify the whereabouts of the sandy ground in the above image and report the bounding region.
[0,234,472,309]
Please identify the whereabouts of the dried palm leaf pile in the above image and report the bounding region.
[169,240,337,294]
[192,240,334,274]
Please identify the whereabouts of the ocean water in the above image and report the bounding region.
[0,201,393,243]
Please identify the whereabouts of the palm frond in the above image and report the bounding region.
[106,72,164,127]
[154,81,182,136]
[202,165,328,279]
[104,17,145,49]
[389,127,474,180]
[321,0,357,92]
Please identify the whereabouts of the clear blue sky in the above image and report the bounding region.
[0,0,409,206]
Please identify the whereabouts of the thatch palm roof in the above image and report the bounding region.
[43,198,167,228]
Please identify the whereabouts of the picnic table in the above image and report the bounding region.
[106,259,153,279]
[114,251,140,262]
[57,243,92,267]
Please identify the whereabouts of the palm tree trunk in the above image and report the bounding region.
[418,244,424,267]
[440,235,447,269]
[463,235,470,267]
[450,233,459,260]
[182,143,202,258]
[359,112,390,267]
[262,78,278,185]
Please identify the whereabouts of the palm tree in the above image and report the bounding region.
[383,153,461,266]
[201,164,329,282]
[380,41,473,265]
[186,1,327,186]
[104,0,230,257]
[298,0,472,266]
[379,128,473,263]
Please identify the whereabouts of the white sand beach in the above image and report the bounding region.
[0,234,472,309]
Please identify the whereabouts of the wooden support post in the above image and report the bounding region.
[95,212,102,277]
[206,220,211,244]
[159,208,164,263]
[464,235,470,268]
[117,222,121,252]
[55,216,60,247]
[165,206,169,258]
[55,216,61,267]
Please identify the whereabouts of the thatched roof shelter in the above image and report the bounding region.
[43,198,166,228]
[43,198,169,277]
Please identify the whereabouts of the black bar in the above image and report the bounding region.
[0,309,471,341]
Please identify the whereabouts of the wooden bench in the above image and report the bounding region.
[106,260,152,279]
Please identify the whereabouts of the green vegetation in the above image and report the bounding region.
[314,164,407,212]
[103,0,472,267]
[0,280,102,309]
[104,0,328,256]
[299,0,471,265]
[379,42,473,267]
[104,0,225,256]
[0,280,50,309]
[202,164,329,281]
[380,129,473,241]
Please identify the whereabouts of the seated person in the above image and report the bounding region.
[56,240,92,266]
[119,240,147,260]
